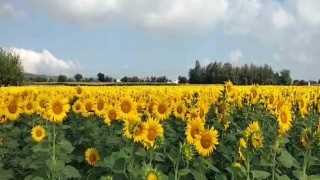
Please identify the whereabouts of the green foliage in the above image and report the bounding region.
[0,48,24,86]
[188,60,292,85]
[57,74,67,82]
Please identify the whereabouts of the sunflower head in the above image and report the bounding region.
[251,132,264,149]
[31,125,46,142]
[180,143,195,162]
[85,148,100,166]
[143,166,162,180]
[194,127,219,157]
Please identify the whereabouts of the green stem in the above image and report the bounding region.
[245,148,251,180]
[129,142,134,180]
[302,148,311,180]
[174,148,181,180]
[271,149,277,180]
[52,124,57,160]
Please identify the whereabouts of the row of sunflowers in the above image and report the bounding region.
[0,82,320,180]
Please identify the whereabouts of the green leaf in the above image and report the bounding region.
[308,175,320,180]
[32,142,50,152]
[154,153,164,162]
[178,169,191,176]
[275,174,291,180]
[135,148,146,157]
[0,169,13,180]
[59,139,74,153]
[46,159,65,172]
[215,174,227,180]
[278,150,294,168]
[191,169,207,180]
[63,165,81,178]
[251,170,271,179]
[113,158,126,173]
[32,177,45,180]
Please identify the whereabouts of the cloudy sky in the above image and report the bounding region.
[1,0,320,80]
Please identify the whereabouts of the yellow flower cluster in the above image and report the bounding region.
[1,84,320,157]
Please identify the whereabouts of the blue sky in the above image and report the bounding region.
[1,0,320,80]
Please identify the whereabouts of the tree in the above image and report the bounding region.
[0,48,24,86]
[74,73,83,82]
[178,76,188,84]
[105,75,113,82]
[156,76,168,83]
[57,74,67,82]
[97,73,105,82]
[279,70,292,85]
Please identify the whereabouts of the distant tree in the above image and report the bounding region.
[156,76,168,83]
[132,76,139,82]
[151,76,157,82]
[105,75,113,82]
[299,80,307,86]
[293,79,300,85]
[74,73,83,82]
[34,76,47,82]
[310,80,317,85]
[97,73,105,82]
[178,76,188,84]
[279,70,292,85]
[0,48,24,86]
[121,76,129,82]
[57,75,67,82]
[318,79,320,84]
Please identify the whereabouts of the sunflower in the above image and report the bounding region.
[301,128,311,148]
[4,97,21,121]
[239,138,247,148]
[94,97,106,117]
[250,86,260,104]
[172,101,186,120]
[186,107,200,121]
[233,162,241,168]
[36,94,48,115]
[75,86,84,98]
[123,114,141,139]
[104,105,120,126]
[31,125,46,142]
[85,148,100,166]
[46,96,70,123]
[277,106,292,135]
[72,100,82,114]
[194,127,219,157]
[152,99,171,121]
[119,96,136,119]
[143,166,162,180]
[133,122,148,143]
[186,118,205,145]
[299,97,308,118]
[245,121,260,138]
[143,118,164,149]
[81,98,95,117]
[251,132,264,149]
[23,98,37,115]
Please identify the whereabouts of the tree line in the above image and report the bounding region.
[0,48,318,86]
[187,60,292,85]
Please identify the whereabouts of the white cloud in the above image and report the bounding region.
[18,0,320,79]
[10,48,80,76]
[228,50,242,63]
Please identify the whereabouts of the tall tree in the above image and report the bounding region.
[57,75,67,82]
[279,70,292,85]
[0,48,24,86]
[74,73,83,82]
[97,73,105,82]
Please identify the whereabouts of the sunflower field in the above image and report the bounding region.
[0,82,320,180]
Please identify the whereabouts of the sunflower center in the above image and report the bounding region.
[177,105,183,114]
[26,103,33,110]
[191,127,200,139]
[75,104,81,110]
[97,101,104,111]
[121,100,131,113]
[300,100,305,108]
[200,134,212,149]
[36,130,43,137]
[8,102,18,114]
[85,102,93,112]
[135,125,143,136]
[40,99,46,108]
[252,90,257,98]
[76,87,82,95]
[157,104,166,114]
[280,112,287,123]
[191,112,198,119]
[108,110,117,120]
[147,128,156,141]
[148,104,154,114]
[52,101,63,115]
[89,154,96,163]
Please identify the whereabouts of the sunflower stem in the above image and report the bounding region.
[174,148,181,180]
